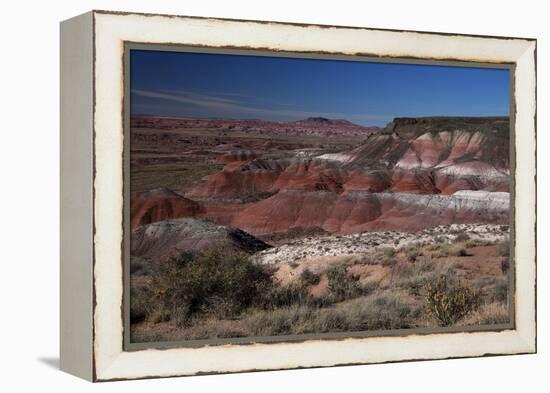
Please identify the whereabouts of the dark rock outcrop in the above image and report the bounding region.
[131,218,271,260]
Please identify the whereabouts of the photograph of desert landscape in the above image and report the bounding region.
[127,49,512,344]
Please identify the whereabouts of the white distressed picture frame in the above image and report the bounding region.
[60,10,536,382]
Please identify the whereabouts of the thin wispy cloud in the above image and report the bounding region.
[132,89,388,124]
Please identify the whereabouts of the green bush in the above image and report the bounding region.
[424,275,481,327]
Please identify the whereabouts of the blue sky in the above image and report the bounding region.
[130,49,510,127]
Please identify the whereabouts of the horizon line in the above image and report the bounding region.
[129,113,511,128]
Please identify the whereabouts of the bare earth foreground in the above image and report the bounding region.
[129,116,512,343]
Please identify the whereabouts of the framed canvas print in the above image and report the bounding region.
[60,10,537,382]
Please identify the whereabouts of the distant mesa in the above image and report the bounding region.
[296,117,354,125]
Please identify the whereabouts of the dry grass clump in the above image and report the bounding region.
[398,243,423,256]
[325,265,363,301]
[397,259,457,294]
[413,257,435,275]
[342,293,415,331]
[382,247,396,258]
[242,292,415,336]
[463,303,510,325]
[299,268,320,286]
[433,243,470,258]
[381,257,398,268]
[465,239,495,248]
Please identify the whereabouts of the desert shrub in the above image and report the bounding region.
[129,257,154,276]
[360,280,379,295]
[361,256,378,266]
[129,260,144,275]
[453,232,470,243]
[465,239,493,248]
[424,275,481,327]
[300,268,321,286]
[151,250,273,325]
[434,244,450,257]
[413,258,435,275]
[129,282,157,323]
[437,244,469,257]
[399,260,458,295]
[450,247,469,257]
[326,265,362,301]
[382,247,396,258]
[382,258,398,268]
[407,250,419,262]
[501,258,510,274]
[427,243,443,251]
